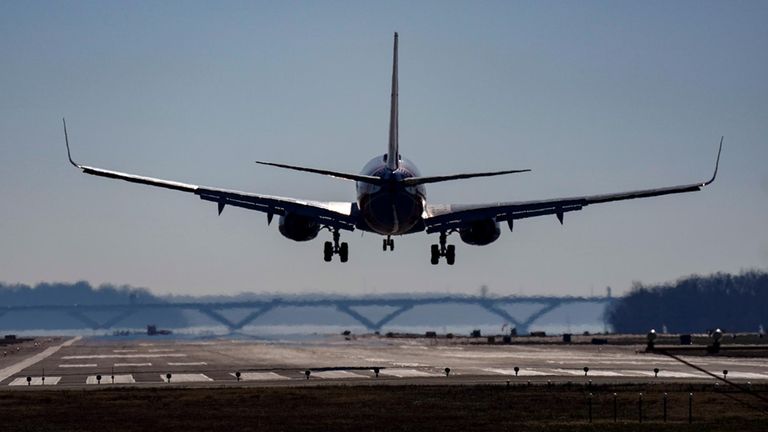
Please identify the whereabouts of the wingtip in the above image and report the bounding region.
[62,117,79,168]
[703,136,723,186]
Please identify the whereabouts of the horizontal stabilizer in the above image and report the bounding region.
[401,169,531,186]
[255,161,385,185]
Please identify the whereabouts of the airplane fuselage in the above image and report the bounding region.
[356,154,426,235]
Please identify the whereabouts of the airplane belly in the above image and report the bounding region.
[360,191,423,235]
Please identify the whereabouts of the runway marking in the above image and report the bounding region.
[86,374,135,384]
[62,354,186,359]
[482,368,551,377]
[162,373,213,383]
[113,349,138,353]
[312,370,369,379]
[0,337,81,384]
[230,372,291,381]
[59,364,97,368]
[547,368,588,376]
[167,362,207,366]
[654,371,708,379]
[379,369,440,378]
[8,376,62,386]
[148,349,176,353]
[720,372,768,380]
[114,363,152,367]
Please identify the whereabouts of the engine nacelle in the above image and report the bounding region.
[459,219,501,246]
[278,213,320,242]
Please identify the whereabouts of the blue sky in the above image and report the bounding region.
[1,1,766,296]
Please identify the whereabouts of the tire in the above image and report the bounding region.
[430,244,440,265]
[389,239,395,251]
[324,241,333,262]
[382,239,388,251]
[339,242,349,263]
[446,245,456,265]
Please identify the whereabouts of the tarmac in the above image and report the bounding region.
[2,335,768,389]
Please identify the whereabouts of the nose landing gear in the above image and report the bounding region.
[323,228,348,263]
[382,235,395,251]
[430,232,455,265]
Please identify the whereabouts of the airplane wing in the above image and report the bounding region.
[63,121,357,231]
[424,140,722,234]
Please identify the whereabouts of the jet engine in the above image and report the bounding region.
[459,219,501,246]
[278,213,320,242]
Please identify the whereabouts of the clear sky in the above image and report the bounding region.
[1,1,766,297]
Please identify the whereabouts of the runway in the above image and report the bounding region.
[2,335,767,389]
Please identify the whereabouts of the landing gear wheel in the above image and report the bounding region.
[323,241,333,262]
[429,231,456,265]
[339,242,349,263]
[430,244,440,265]
[445,245,456,265]
[383,237,395,251]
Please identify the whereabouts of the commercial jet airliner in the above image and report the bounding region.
[63,33,722,265]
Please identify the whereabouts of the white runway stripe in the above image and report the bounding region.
[162,373,212,383]
[113,349,137,353]
[86,374,135,384]
[482,368,551,377]
[720,372,768,380]
[379,369,440,378]
[231,372,291,381]
[148,349,176,352]
[312,370,369,379]
[0,337,81,384]
[167,362,207,366]
[114,363,152,367]
[59,364,97,368]
[62,354,186,359]
[8,376,62,386]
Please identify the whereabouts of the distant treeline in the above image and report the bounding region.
[606,270,768,334]
[0,281,160,306]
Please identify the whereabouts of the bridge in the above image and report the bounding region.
[1,295,614,335]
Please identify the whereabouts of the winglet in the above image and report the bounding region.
[63,118,81,168]
[703,136,723,186]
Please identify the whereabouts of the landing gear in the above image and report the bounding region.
[323,228,348,263]
[382,235,395,251]
[430,232,456,265]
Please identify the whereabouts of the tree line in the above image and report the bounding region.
[606,270,768,334]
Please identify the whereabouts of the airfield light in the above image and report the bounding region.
[305,370,311,380]
[646,329,657,350]
[166,373,172,383]
[235,371,241,382]
[583,366,589,376]
[654,367,660,377]
[96,374,102,384]
[722,369,728,379]
[444,367,451,377]
[26,376,31,386]
[712,328,723,342]
[373,367,380,378]
[513,366,519,376]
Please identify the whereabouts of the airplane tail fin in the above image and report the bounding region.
[386,32,399,171]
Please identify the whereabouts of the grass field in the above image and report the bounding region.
[2,383,766,431]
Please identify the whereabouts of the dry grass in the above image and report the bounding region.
[1,383,766,431]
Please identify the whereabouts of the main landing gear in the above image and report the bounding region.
[382,235,394,251]
[323,228,348,263]
[430,232,455,265]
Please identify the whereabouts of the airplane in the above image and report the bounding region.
[63,33,722,265]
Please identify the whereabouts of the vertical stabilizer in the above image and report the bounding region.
[386,32,399,171]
